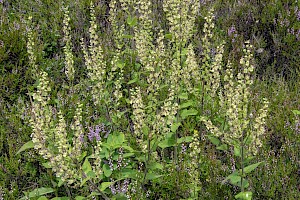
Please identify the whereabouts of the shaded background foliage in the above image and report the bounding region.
[0,0,299,199]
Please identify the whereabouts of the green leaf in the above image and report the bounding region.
[158,134,176,149]
[145,173,163,180]
[100,182,113,191]
[127,16,137,27]
[165,33,172,40]
[120,169,139,179]
[222,171,238,184]
[179,100,195,109]
[180,109,198,119]
[228,175,241,184]
[86,171,96,178]
[87,192,102,198]
[80,177,90,187]
[16,140,34,155]
[235,179,249,188]
[122,145,134,152]
[127,78,138,85]
[171,122,181,132]
[178,93,188,100]
[235,191,252,200]
[51,197,70,200]
[42,162,51,169]
[207,135,220,146]
[82,159,92,174]
[234,145,241,157]
[142,125,149,135]
[223,170,249,188]
[116,133,125,145]
[113,194,128,200]
[123,153,135,158]
[177,136,193,144]
[79,151,87,162]
[148,162,163,170]
[107,134,114,147]
[216,144,228,151]
[243,162,264,174]
[103,164,112,177]
[122,34,133,39]
[292,110,300,115]
[181,48,188,56]
[75,197,86,200]
[117,60,125,69]
[57,177,64,187]
[38,196,48,200]
[80,170,96,187]
[21,187,54,200]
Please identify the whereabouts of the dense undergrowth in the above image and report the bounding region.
[0,0,299,199]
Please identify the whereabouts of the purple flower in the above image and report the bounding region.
[297,11,300,21]
[228,25,236,37]
[88,124,103,142]
[79,134,85,143]
[109,178,129,195]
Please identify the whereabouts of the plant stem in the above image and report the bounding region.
[82,171,110,200]
[241,131,245,193]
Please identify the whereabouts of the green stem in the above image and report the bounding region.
[241,131,245,193]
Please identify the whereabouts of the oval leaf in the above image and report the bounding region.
[181,109,198,119]
[207,135,220,146]
[82,159,92,174]
[216,144,228,151]
[103,164,112,177]
[100,182,113,191]
[235,191,252,200]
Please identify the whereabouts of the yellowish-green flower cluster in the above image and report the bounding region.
[134,0,154,71]
[201,9,225,98]
[107,0,127,108]
[201,41,269,155]
[81,2,106,106]
[130,0,172,141]
[201,9,215,72]
[91,140,103,178]
[29,69,80,185]
[28,7,106,186]
[26,16,37,75]
[163,0,199,46]
[163,0,199,92]
[70,103,84,159]
[209,43,224,97]
[188,130,201,193]
[130,87,146,151]
[129,0,200,143]
[50,110,79,185]
[30,70,52,158]
[182,44,201,95]
[251,98,269,154]
[62,6,74,82]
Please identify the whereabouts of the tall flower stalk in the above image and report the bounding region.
[201,41,269,199]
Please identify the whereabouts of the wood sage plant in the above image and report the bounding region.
[201,41,269,199]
